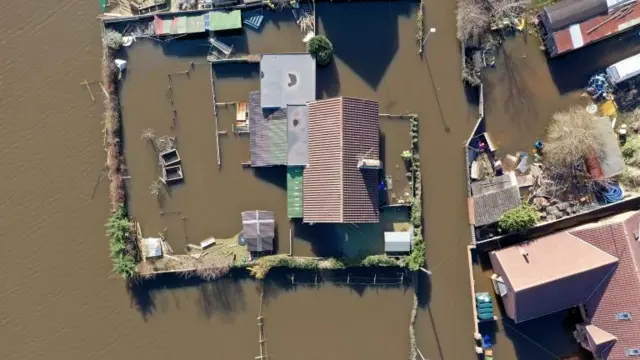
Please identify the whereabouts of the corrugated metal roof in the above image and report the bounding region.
[206,10,242,31]
[471,174,514,196]
[287,105,309,166]
[287,167,304,218]
[260,54,316,109]
[153,14,206,35]
[241,210,275,252]
[249,91,288,167]
[472,186,521,226]
[541,0,608,32]
[545,2,640,57]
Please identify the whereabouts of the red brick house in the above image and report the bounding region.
[303,97,381,223]
[490,211,640,359]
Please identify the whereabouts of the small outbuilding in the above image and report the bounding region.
[142,237,163,259]
[241,210,275,252]
[384,229,413,253]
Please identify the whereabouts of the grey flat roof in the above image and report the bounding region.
[287,105,309,166]
[595,117,624,178]
[260,53,316,108]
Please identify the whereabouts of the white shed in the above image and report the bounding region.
[384,229,413,253]
[142,237,163,259]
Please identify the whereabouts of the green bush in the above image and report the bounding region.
[106,205,136,279]
[113,254,137,279]
[622,135,640,166]
[407,239,425,271]
[361,255,401,267]
[308,35,334,66]
[402,150,412,160]
[498,205,539,234]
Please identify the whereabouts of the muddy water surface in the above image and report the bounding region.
[0,0,612,358]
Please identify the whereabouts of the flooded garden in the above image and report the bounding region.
[7,0,640,358]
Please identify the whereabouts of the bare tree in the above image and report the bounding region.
[488,0,529,23]
[456,0,490,43]
[544,107,606,168]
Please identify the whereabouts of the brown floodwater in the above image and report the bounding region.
[6,0,630,358]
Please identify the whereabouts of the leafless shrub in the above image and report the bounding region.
[137,261,156,279]
[141,128,155,141]
[149,180,162,196]
[544,107,606,168]
[195,262,231,281]
[456,0,490,43]
[488,0,529,23]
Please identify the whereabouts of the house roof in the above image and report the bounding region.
[207,10,242,31]
[491,211,640,359]
[541,0,608,32]
[249,91,288,167]
[584,324,617,358]
[542,1,640,57]
[384,230,412,252]
[303,97,380,223]
[287,167,304,218]
[595,117,624,179]
[571,212,640,360]
[471,173,515,196]
[489,232,618,323]
[287,104,309,166]
[471,186,522,226]
[241,210,275,252]
[260,54,316,109]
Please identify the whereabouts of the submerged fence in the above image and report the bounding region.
[288,272,406,286]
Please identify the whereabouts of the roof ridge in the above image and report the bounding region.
[339,97,344,222]
[621,215,640,285]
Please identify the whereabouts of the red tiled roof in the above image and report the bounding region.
[546,3,640,57]
[489,232,618,323]
[491,211,640,359]
[571,212,640,360]
[303,97,380,223]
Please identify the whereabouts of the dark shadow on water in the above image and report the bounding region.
[261,267,412,303]
[548,31,640,94]
[262,9,298,30]
[317,2,412,89]
[218,31,250,54]
[501,310,585,360]
[316,59,341,99]
[414,270,431,309]
[490,45,536,122]
[126,269,249,321]
[378,132,387,206]
[213,62,259,79]
[293,220,342,257]
[252,166,287,189]
[158,38,212,58]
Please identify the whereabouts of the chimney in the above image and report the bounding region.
[519,247,529,262]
